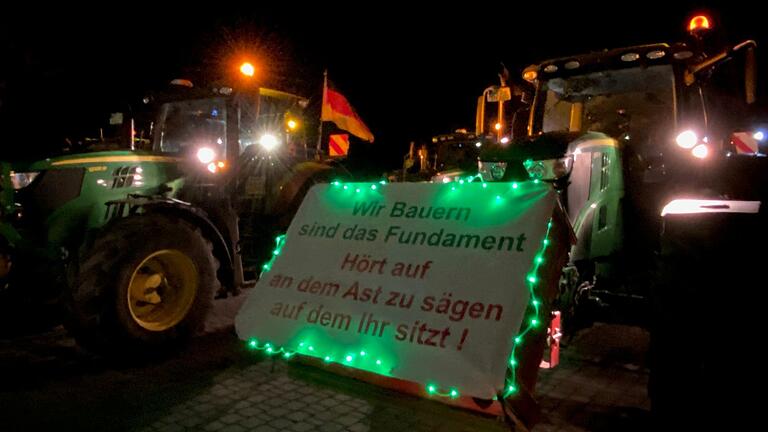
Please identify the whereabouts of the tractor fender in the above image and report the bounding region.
[138,202,236,291]
[570,205,596,263]
[273,161,334,215]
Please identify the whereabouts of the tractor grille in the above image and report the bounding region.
[15,168,84,223]
[112,166,142,189]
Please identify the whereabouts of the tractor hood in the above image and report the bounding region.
[479,131,584,163]
[430,168,475,184]
[24,150,179,172]
[4,150,185,243]
[478,131,617,182]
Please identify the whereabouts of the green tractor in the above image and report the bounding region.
[0,78,335,350]
[394,130,486,183]
[478,16,767,423]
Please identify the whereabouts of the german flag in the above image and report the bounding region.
[321,79,374,142]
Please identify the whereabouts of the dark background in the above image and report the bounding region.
[1,2,765,169]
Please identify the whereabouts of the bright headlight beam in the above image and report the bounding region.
[692,144,709,159]
[197,147,216,164]
[259,134,279,151]
[676,130,698,149]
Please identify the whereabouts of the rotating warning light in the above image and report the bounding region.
[689,15,711,32]
[240,62,255,77]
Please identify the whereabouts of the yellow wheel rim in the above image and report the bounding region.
[127,249,198,332]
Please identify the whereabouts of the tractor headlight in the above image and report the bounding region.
[478,161,508,182]
[676,130,713,159]
[259,134,279,151]
[196,147,216,164]
[9,171,39,189]
[691,144,709,159]
[523,156,573,181]
[675,130,698,149]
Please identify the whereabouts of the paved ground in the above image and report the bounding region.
[0,297,651,431]
[535,325,650,431]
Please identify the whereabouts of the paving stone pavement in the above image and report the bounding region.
[1,313,650,432]
[534,324,650,431]
[130,359,509,432]
[131,324,650,432]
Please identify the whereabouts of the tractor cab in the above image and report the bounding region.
[430,130,486,176]
[478,15,766,324]
[143,80,309,176]
[396,130,487,183]
[132,79,325,279]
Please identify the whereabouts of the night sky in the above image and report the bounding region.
[2,2,765,168]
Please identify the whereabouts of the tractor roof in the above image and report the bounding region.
[522,42,698,81]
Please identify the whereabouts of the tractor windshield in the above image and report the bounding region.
[434,141,481,172]
[537,65,675,142]
[153,98,227,156]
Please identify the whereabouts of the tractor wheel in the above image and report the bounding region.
[649,213,762,428]
[65,214,219,352]
[276,170,333,230]
[555,265,593,342]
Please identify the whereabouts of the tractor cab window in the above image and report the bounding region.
[238,91,308,157]
[539,65,675,144]
[699,49,753,144]
[153,98,227,156]
[434,141,480,172]
[542,89,572,132]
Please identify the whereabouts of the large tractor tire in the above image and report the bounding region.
[650,212,764,428]
[65,214,219,352]
[0,238,66,335]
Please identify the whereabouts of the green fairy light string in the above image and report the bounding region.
[260,234,286,275]
[504,217,553,398]
[247,338,389,373]
[247,179,554,402]
[426,384,461,399]
[247,340,295,358]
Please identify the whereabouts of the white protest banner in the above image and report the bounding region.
[236,181,556,399]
